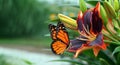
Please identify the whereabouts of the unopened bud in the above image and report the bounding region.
[58,14,77,30]
[100,5,108,26]
[114,0,119,12]
[103,1,117,18]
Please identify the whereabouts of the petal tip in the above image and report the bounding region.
[77,11,83,19]
[96,2,100,8]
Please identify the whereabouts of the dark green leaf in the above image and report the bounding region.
[86,0,103,8]
[117,53,120,65]
[99,58,110,65]
[98,51,116,65]
[112,46,120,55]
[63,52,100,65]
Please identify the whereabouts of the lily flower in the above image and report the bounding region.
[68,2,107,58]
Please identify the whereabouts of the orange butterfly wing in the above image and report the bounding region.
[57,22,69,45]
[49,24,57,40]
[49,22,69,55]
[51,40,67,54]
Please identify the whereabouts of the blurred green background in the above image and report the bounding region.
[0,0,52,37]
[0,0,79,47]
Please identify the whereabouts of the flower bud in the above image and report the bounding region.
[106,19,116,34]
[103,1,117,18]
[108,0,114,6]
[114,0,119,12]
[58,14,77,30]
[100,5,108,26]
[119,0,120,9]
[112,19,120,29]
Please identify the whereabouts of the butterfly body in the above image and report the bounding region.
[49,22,70,55]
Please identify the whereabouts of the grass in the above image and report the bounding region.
[0,36,52,48]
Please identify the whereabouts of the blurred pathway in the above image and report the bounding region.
[0,47,69,65]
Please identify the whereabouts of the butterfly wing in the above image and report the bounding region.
[51,40,67,55]
[49,22,70,55]
[49,24,57,40]
[57,22,70,45]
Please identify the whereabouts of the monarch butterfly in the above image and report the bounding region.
[49,22,70,55]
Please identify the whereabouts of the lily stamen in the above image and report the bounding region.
[82,24,95,38]
[77,38,88,41]
[78,30,96,42]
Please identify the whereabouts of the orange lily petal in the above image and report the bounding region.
[93,46,101,57]
[99,43,107,50]
[74,44,93,58]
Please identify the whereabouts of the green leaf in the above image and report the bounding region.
[103,40,119,44]
[22,59,33,65]
[98,51,116,65]
[79,0,87,13]
[99,58,110,65]
[51,59,84,65]
[103,33,120,45]
[117,53,120,65]
[86,0,103,8]
[112,46,120,55]
[63,52,99,65]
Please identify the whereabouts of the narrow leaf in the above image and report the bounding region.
[98,51,116,65]
[117,53,120,65]
[99,58,110,65]
[79,0,87,13]
[86,0,103,7]
[112,46,120,55]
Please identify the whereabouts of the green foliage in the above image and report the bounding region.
[79,0,87,13]
[112,46,120,55]
[99,58,110,65]
[86,0,103,7]
[116,53,120,64]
